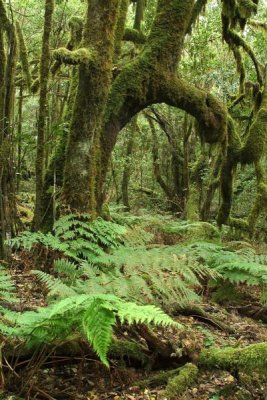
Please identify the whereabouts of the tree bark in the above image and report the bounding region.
[0,1,18,257]
[34,0,54,230]
[62,0,120,215]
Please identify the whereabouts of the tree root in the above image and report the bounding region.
[109,338,150,366]
[178,304,235,333]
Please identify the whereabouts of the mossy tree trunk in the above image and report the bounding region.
[121,122,136,211]
[62,0,120,215]
[0,23,6,258]
[41,0,228,221]
[34,0,54,230]
[201,153,221,220]
[0,0,18,257]
[147,115,176,206]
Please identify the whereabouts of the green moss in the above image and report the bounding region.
[229,217,249,229]
[16,22,32,91]
[109,339,148,365]
[136,368,183,388]
[34,0,54,229]
[200,342,267,373]
[238,0,257,19]
[164,363,198,399]
[241,110,267,164]
[114,0,129,60]
[53,47,95,65]
[107,0,195,120]
[228,116,242,154]
[123,28,146,44]
[217,116,242,226]
[0,0,11,31]
[228,30,262,85]
[18,204,34,224]
[232,46,246,95]
[0,27,6,118]
[247,164,267,235]
[62,0,120,213]
[68,16,83,46]
[186,184,199,221]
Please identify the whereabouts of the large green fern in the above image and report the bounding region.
[33,244,216,310]
[5,293,181,366]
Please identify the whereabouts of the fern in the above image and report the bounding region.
[0,265,18,306]
[8,214,127,262]
[179,242,267,288]
[34,244,216,309]
[6,293,181,366]
[32,270,77,297]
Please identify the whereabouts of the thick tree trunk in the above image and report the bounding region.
[62,0,120,214]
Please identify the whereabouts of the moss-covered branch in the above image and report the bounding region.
[50,16,83,76]
[227,29,263,85]
[53,47,95,65]
[16,22,32,91]
[0,0,12,32]
[249,19,267,34]
[187,0,208,34]
[164,363,198,399]
[221,2,263,85]
[162,75,228,144]
[199,342,267,373]
[123,28,146,44]
[114,0,129,60]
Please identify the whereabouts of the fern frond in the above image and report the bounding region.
[0,265,18,304]
[8,294,180,366]
[82,298,116,366]
[32,270,77,297]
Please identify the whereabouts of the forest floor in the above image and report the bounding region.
[4,246,267,400]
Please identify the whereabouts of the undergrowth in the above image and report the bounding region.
[3,212,267,368]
